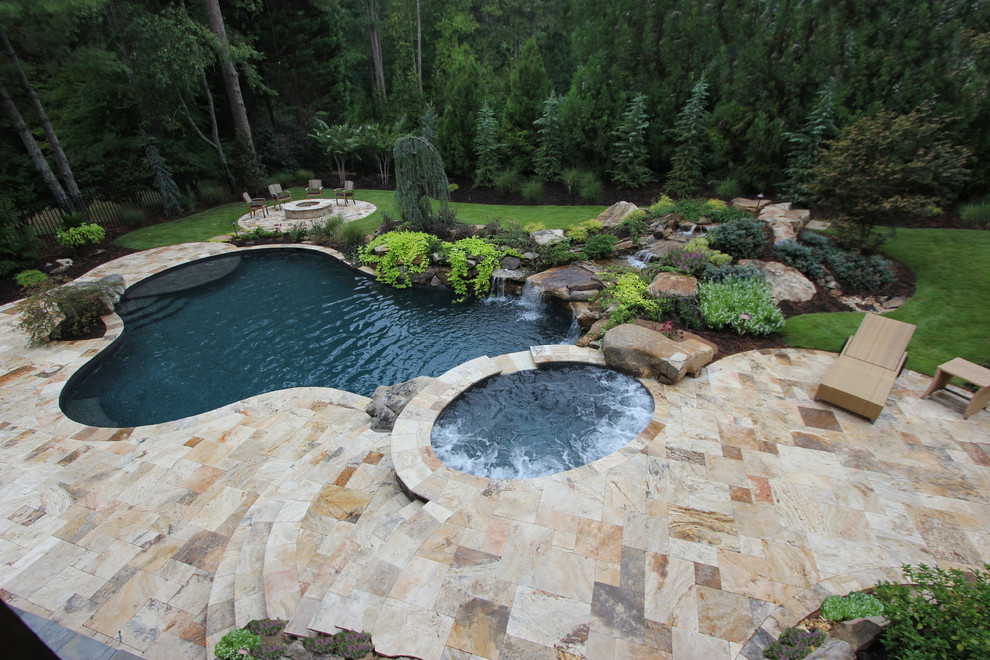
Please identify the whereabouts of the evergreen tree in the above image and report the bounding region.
[502,37,551,171]
[144,138,183,216]
[783,81,837,204]
[533,94,564,183]
[559,56,621,174]
[420,104,438,146]
[666,74,710,198]
[438,45,483,177]
[394,136,453,229]
[609,94,652,188]
[473,103,502,187]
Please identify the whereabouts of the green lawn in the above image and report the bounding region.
[782,228,990,376]
[115,188,604,250]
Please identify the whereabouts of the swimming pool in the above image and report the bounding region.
[60,248,574,427]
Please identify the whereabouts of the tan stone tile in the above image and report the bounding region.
[504,586,590,656]
[644,554,697,631]
[575,518,622,563]
[717,550,774,601]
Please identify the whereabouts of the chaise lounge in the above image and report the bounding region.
[814,313,916,422]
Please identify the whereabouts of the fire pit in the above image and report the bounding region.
[283,199,336,220]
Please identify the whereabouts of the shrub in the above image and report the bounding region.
[521,178,544,204]
[762,627,827,660]
[59,211,87,229]
[959,200,990,228]
[578,171,603,203]
[120,205,147,227]
[714,176,742,200]
[332,631,375,659]
[241,227,280,241]
[873,563,990,659]
[699,277,784,335]
[598,272,667,329]
[308,215,345,245]
[340,222,366,246]
[56,222,105,251]
[708,217,767,259]
[820,592,884,622]
[622,211,648,245]
[825,251,894,291]
[537,238,575,266]
[445,237,503,300]
[249,642,287,659]
[0,207,40,276]
[648,194,677,217]
[582,232,617,259]
[360,231,438,288]
[17,277,114,345]
[287,226,307,243]
[294,168,315,183]
[661,237,731,276]
[196,180,228,206]
[773,240,826,281]
[214,629,262,660]
[246,619,286,636]
[798,230,831,250]
[562,167,584,195]
[15,269,48,288]
[707,206,754,224]
[697,262,763,283]
[677,297,706,330]
[496,168,522,196]
[301,635,336,654]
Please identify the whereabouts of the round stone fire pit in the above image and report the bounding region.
[283,199,337,220]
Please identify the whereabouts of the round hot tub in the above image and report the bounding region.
[283,198,337,220]
[431,363,654,479]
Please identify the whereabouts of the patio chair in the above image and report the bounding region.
[306,179,324,198]
[243,192,267,217]
[267,184,291,209]
[814,313,916,422]
[335,180,355,205]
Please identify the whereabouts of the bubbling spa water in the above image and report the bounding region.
[431,364,654,479]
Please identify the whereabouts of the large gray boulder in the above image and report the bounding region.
[530,229,566,245]
[365,376,434,431]
[602,324,713,384]
[739,259,816,302]
[595,201,640,228]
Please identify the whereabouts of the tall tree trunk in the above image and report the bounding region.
[416,0,423,96]
[0,79,73,212]
[175,75,237,191]
[364,0,387,100]
[0,28,85,212]
[203,0,257,158]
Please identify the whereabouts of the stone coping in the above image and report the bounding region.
[392,345,666,500]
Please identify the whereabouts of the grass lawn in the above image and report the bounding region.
[782,228,990,376]
[115,188,604,250]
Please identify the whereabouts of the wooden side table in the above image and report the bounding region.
[922,358,990,419]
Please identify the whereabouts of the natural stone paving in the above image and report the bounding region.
[237,199,376,234]
[0,243,988,659]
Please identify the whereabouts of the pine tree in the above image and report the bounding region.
[783,81,837,204]
[533,94,564,183]
[420,104,438,146]
[609,94,652,188]
[666,74,710,198]
[502,38,551,171]
[438,45,483,177]
[473,103,502,187]
[144,138,183,216]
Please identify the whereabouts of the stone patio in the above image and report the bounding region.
[0,243,988,659]
[237,199,376,234]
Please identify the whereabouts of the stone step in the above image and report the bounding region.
[262,500,308,621]
[234,497,284,629]
[205,523,250,659]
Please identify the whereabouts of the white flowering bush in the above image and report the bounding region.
[698,276,784,336]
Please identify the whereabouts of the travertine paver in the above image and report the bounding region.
[0,243,988,660]
[236,200,376,234]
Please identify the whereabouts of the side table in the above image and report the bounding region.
[922,358,990,419]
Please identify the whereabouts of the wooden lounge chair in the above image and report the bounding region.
[814,314,916,422]
[243,192,267,217]
[335,180,355,205]
[306,179,324,198]
[267,184,291,209]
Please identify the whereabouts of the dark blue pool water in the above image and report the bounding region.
[60,249,573,427]
[431,364,654,479]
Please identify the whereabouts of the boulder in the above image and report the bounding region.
[531,229,566,245]
[595,201,640,228]
[770,220,798,243]
[500,255,522,270]
[365,376,434,431]
[731,197,763,212]
[804,639,856,660]
[491,268,531,283]
[526,265,601,302]
[739,259,816,303]
[832,616,887,652]
[576,318,609,348]
[602,324,714,383]
[647,272,698,299]
[571,302,603,330]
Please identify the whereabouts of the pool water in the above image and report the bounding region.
[431,364,654,479]
[60,249,573,427]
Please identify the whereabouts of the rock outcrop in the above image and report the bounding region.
[595,201,640,228]
[738,259,816,303]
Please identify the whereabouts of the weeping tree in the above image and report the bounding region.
[394,136,453,230]
[144,137,183,216]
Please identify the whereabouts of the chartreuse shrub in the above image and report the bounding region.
[699,277,784,335]
[214,628,262,659]
[872,563,990,659]
[821,591,884,621]
[446,237,503,300]
[762,627,827,660]
[565,218,604,243]
[360,231,439,288]
[598,272,671,329]
[15,269,48,288]
[56,222,105,250]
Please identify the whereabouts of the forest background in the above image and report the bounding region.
[3,0,990,216]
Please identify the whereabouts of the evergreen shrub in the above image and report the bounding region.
[708,217,767,259]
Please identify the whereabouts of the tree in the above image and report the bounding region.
[502,37,550,171]
[473,102,501,187]
[364,120,403,186]
[609,93,652,188]
[144,138,183,216]
[437,44,483,177]
[202,0,257,161]
[310,120,362,186]
[666,74,710,198]
[362,0,387,101]
[533,93,563,183]
[420,104,437,146]
[783,81,836,204]
[811,107,971,248]
[393,135,453,230]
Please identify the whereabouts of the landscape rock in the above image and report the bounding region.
[770,220,798,243]
[596,201,640,228]
[365,376,434,431]
[500,255,522,270]
[571,302,603,330]
[576,318,609,348]
[647,272,698,299]
[491,268,530,283]
[731,197,763,212]
[72,273,127,307]
[832,616,887,651]
[884,295,908,309]
[602,323,714,383]
[526,265,601,302]
[52,258,74,273]
[804,638,856,660]
[531,229,566,245]
[739,259,816,303]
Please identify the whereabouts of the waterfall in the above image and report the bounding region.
[564,317,581,343]
[490,274,507,301]
[625,249,655,269]
[517,280,546,321]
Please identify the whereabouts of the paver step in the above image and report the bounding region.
[234,497,284,628]
[205,524,249,659]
